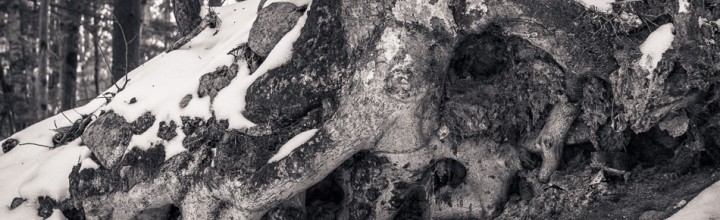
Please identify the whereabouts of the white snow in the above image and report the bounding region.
[575,0,615,13]
[79,158,100,171]
[267,129,318,163]
[678,0,690,13]
[668,180,720,219]
[47,209,68,220]
[164,130,187,160]
[0,0,315,217]
[638,23,675,73]
[0,139,90,219]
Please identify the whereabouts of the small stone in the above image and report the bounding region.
[131,112,156,135]
[248,2,305,57]
[129,97,137,104]
[10,197,25,209]
[2,138,19,153]
[674,199,687,209]
[179,94,193,108]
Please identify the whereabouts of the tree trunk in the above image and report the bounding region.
[36,0,49,118]
[172,0,202,36]
[5,0,29,131]
[208,0,223,7]
[2,0,720,219]
[111,0,145,82]
[92,0,101,96]
[59,0,81,110]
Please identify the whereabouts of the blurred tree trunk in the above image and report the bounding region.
[36,0,49,118]
[111,0,145,82]
[6,0,25,132]
[208,0,222,7]
[46,0,59,114]
[59,0,81,110]
[171,0,202,36]
[92,1,100,95]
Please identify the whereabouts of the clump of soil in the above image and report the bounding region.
[197,64,238,100]
[131,112,155,135]
[2,138,18,153]
[157,120,178,141]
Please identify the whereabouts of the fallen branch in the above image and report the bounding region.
[167,10,220,52]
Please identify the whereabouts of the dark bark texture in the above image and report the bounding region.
[172,0,202,36]
[111,0,145,82]
[60,0,82,110]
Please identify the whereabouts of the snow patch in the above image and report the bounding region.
[638,23,675,73]
[678,0,690,13]
[214,2,311,129]
[47,209,67,220]
[79,158,100,171]
[575,0,614,13]
[210,148,217,167]
[668,180,720,219]
[109,0,261,154]
[164,130,187,160]
[268,129,319,163]
[16,140,87,201]
[0,139,89,218]
[78,147,99,170]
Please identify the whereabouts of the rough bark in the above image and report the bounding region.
[171,0,202,36]
[7,0,719,219]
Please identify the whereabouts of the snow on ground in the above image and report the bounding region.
[107,0,261,156]
[638,23,675,74]
[668,180,720,219]
[0,140,90,219]
[0,0,314,218]
[575,0,615,13]
[267,129,319,163]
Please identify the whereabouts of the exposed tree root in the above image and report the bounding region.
[66,0,719,219]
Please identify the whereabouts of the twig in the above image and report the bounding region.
[110,14,132,91]
[18,143,54,148]
[60,112,73,124]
